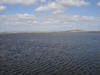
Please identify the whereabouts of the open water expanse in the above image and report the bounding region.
[0,33,100,75]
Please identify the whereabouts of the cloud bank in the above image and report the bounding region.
[0,14,100,26]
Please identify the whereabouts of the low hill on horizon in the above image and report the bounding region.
[0,30,100,34]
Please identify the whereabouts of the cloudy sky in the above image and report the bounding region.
[0,0,100,32]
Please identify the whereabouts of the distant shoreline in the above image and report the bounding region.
[0,30,100,34]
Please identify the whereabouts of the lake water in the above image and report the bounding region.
[0,33,100,75]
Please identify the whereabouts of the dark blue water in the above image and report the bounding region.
[0,33,100,75]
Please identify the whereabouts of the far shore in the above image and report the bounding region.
[0,30,100,34]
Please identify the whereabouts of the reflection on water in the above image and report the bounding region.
[0,33,100,75]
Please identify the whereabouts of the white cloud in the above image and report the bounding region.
[0,14,38,26]
[35,0,89,14]
[36,2,59,11]
[97,1,100,7]
[40,0,46,3]
[58,15,100,22]
[56,0,89,7]
[0,5,6,11]
[35,2,64,14]
[0,0,37,5]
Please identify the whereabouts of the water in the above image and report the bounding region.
[0,33,100,75]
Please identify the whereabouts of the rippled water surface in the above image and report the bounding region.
[0,33,100,75]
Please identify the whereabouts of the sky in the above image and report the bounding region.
[0,0,100,32]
